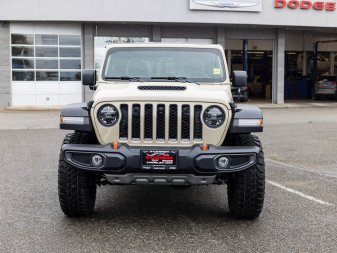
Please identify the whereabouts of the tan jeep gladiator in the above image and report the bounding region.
[58,43,265,219]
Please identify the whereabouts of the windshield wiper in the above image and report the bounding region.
[104,76,142,82]
[150,77,200,85]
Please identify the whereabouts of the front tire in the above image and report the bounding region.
[227,134,265,219]
[58,132,97,217]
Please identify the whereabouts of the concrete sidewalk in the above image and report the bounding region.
[0,110,60,130]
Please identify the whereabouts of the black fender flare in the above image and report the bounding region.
[229,104,263,133]
[60,103,93,132]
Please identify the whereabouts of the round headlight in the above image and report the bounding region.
[97,104,119,127]
[203,106,225,128]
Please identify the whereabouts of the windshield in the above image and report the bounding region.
[102,47,226,82]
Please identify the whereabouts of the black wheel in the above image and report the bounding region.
[227,134,265,219]
[58,132,97,217]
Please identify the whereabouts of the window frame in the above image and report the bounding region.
[10,33,82,82]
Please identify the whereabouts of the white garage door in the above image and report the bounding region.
[10,23,82,106]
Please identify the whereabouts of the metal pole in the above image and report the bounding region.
[313,42,318,83]
[243,39,248,73]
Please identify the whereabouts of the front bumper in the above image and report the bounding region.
[62,143,259,178]
[102,173,217,185]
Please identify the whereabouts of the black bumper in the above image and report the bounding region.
[62,143,260,175]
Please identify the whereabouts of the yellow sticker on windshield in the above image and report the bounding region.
[213,68,221,75]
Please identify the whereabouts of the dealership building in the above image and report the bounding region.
[1,0,337,107]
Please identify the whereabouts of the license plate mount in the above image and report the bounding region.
[141,150,177,170]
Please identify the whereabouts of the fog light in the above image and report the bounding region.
[217,156,230,169]
[91,155,103,167]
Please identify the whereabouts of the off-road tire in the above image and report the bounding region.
[58,132,97,217]
[227,134,265,219]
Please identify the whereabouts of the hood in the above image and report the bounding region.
[92,82,233,108]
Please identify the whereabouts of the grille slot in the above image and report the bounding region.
[156,104,165,140]
[181,105,190,140]
[119,103,203,144]
[193,105,203,140]
[169,105,178,140]
[132,104,141,140]
[119,104,128,140]
[144,104,153,140]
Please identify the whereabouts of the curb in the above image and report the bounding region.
[2,106,62,112]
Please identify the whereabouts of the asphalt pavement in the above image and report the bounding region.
[0,106,337,253]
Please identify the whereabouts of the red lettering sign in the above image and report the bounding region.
[288,0,300,8]
[326,2,336,10]
[145,155,173,160]
[275,0,286,8]
[274,0,336,10]
[300,0,312,8]
[313,2,325,9]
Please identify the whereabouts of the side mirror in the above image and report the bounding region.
[232,71,247,88]
[82,69,96,88]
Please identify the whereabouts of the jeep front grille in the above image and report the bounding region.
[119,104,128,139]
[169,105,178,140]
[156,104,166,140]
[193,105,203,140]
[144,104,153,140]
[131,104,141,140]
[119,103,203,144]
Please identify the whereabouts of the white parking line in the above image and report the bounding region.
[266,180,335,207]
[266,158,337,179]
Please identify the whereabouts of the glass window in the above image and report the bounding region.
[103,48,225,82]
[35,47,58,57]
[12,46,34,57]
[11,33,81,82]
[36,59,58,69]
[60,59,81,69]
[94,36,150,70]
[60,47,81,57]
[59,35,81,46]
[12,59,34,69]
[36,71,59,81]
[35,34,58,45]
[12,71,35,81]
[60,71,81,81]
[11,34,34,45]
